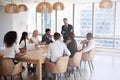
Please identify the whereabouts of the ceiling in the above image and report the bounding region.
[0,0,102,4]
[0,0,118,6]
[1,0,101,3]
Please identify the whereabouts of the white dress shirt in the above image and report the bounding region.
[30,36,40,44]
[47,40,71,62]
[82,39,95,53]
[3,43,20,58]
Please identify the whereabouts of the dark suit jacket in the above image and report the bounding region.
[41,34,53,44]
[61,24,73,42]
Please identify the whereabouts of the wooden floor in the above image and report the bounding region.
[1,52,120,80]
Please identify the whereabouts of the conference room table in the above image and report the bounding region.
[17,45,48,80]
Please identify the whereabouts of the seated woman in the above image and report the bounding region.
[19,32,35,51]
[67,32,78,58]
[19,31,36,72]
[19,32,29,51]
[30,30,41,45]
[30,30,41,72]
[66,32,80,75]
[3,31,25,64]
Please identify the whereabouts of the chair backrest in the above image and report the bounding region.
[81,48,95,61]
[73,51,82,66]
[56,56,69,73]
[0,58,15,76]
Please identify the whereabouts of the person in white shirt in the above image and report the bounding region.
[30,30,41,45]
[19,32,29,50]
[19,31,37,72]
[47,32,71,62]
[3,31,25,61]
[80,33,95,53]
[19,32,35,51]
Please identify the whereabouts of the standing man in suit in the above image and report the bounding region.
[61,18,73,43]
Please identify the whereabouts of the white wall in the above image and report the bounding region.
[0,5,28,47]
[0,5,13,47]
[12,12,28,42]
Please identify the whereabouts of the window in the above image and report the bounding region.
[74,4,92,36]
[93,2,115,48]
[41,13,51,34]
[94,39,113,48]
[37,12,55,35]
[93,3,115,38]
[115,2,120,38]
[51,11,56,35]
[75,37,85,45]
[115,40,120,49]
[114,2,120,49]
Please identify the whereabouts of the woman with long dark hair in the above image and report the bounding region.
[66,32,79,76]
[67,32,78,58]
[3,31,25,61]
[19,32,29,48]
[19,32,36,72]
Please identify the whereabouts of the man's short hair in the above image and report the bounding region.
[87,33,93,38]
[63,18,68,21]
[45,28,51,32]
[54,32,61,40]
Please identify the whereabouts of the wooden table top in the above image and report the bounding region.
[17,47,48,64]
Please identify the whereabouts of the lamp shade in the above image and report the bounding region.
[4,4,19,13]
[36,2,53,13]
[99,0,113,8]
[53,2,64,10]
[18,4,28,12]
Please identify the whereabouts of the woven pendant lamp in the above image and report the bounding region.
[99,0,113,8]
[53,2,64,10]
[4,0,19,13]
[18,0,28,12]
[4,4,19,13]
[18,4,28,12]
[36,2,53,13]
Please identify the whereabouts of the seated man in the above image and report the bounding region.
[47,32,71,62]
[41,28,53,45]
[80,33,95,53]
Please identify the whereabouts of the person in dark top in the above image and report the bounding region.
[61,18,73,43]
[41,28,53,44]
[67,32,78,58]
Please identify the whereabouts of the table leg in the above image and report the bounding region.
[38,60,42,80]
